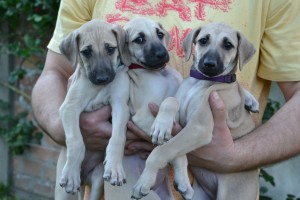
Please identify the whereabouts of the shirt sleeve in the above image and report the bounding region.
[47,0,96,53]
[258,0,300,81]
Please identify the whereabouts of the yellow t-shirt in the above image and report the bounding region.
[48,0,300,122]
[48,0,300,199]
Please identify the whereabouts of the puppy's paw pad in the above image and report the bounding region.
[59,172,81,194]
[103,162,126,186]
[131,185,150,200]
[174,181,194,200]
[245,103,259,113]
[244,95,259,113]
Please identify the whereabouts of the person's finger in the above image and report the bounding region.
[209,91,227,127]
[80,106,112,125]
[139,151,150,160]
[127,121,151,142]
[148,102,159,117]
[171,122,182,136]
[124,148,138,155]
[127,140,155,152]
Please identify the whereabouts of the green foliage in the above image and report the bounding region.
[260,169,276,187]
[0,0,60,58]
[262,99,281,124]
[286,194,300,200]
[259,169,276,200]
[0,0,60,155]
[0,100,43,155]
[259,99,281,200]
[0,183,18,200]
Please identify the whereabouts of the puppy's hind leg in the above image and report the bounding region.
[89,164,104,200]
[171,155,193,200]
[55,148,78,200]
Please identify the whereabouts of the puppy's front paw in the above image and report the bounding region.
[59,166,81,194]
[103,159,126,186]
[151,117,173,145]
[244,90,259,113]
[131,174,155,200]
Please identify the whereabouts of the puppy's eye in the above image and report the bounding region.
[223,41,234,50]
[157,30,164,40]
[106,45,116,55]
[199,37,208,46]
[81,48,92,58]
[133,36,145,44]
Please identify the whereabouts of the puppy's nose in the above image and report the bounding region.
[156,50,167,59]
[204,60,217,68]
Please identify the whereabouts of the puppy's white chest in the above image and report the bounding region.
[84,86,111,112]
[177,78,210,125]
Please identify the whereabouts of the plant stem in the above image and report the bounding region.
[0,81,31,102]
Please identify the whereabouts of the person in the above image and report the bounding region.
[31,0,300,199]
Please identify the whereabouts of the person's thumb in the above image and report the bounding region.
[209,91,227,125]
[148,102,159,117]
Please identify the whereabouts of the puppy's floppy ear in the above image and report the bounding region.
[237,31,256,71]
[158,23,171,48]
[182,27,201,62]
[112,25,131,67]
[59,30,80,69]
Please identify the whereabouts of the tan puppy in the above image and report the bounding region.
[56,19,131,200]
[124,17,194,200]
[131,22,259,200]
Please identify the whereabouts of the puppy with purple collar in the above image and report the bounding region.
[132,22,259,200]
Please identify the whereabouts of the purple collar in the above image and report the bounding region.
[190,70,236,83]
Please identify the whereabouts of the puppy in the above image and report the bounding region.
[56,19,131,200]
[131,22,259,200]
[124,17,193,199]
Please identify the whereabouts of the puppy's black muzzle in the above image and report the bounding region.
[143,43,169,70]
[88,58,115,85]
[198,52,224,77]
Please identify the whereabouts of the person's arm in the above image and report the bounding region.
[188,81,300,173]
[31,50,72,145]
[31,50,112,150]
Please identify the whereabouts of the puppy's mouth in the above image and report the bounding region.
[198,66,224,77]
[88,71,115,85]
[141,61,167,70]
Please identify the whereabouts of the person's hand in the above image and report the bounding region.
[80,106,112,151]
[125,121,154,159]
[188,91,237,173]
[126,103,183,159]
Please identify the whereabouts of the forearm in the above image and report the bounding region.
[233,89,300,171]
[31,50,73,145]
[233,82,300,171]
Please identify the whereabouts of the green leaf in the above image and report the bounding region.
[260,169,276,187]
[259,195,272,200]
[260,186,269,194]
[32,14,43,22]
[8,68,26,83]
